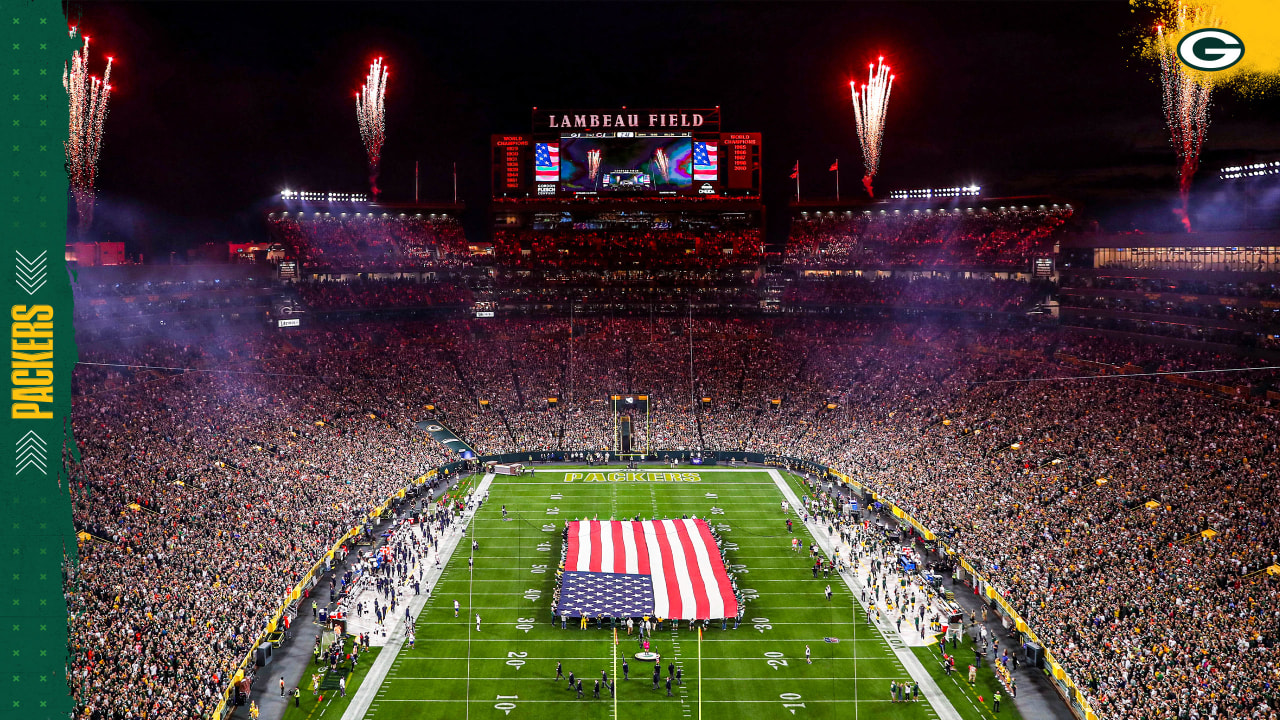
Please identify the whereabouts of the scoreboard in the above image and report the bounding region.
[721,133,761,192]
[492,107,760,199]
[492,135,532,195]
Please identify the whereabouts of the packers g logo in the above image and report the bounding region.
[1177,29,1244,71]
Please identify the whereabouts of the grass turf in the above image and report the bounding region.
[355,467,1022,720]
[280,641,382,720]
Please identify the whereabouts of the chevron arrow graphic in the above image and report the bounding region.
[16,250,48,296]
[16,430,48,475]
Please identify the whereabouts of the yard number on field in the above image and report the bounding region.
[764,651,788,670]
[495,695,518,715]
[507,651,527,669]
[780,693,805,714]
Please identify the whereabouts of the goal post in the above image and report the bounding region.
[609,394,651,458]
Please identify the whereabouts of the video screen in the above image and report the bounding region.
[560,136,693,193]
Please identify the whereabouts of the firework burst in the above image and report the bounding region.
[653,147,670,184]
[63,27,114,236]
[1154,3,1216,231]
[356,57,388,199]
[850,56,894,197]
[587,148,602,185]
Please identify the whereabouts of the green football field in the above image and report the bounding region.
[351,467,1018,720]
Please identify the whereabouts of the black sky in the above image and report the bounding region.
[76,1,1280,253]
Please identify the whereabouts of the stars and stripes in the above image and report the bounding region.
[558,571,655,619]
[535,142,560,183]
[692,141,718,181]
[558,519,738,620]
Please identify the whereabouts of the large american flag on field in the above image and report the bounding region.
[535,142,560,182]
[555,519,738,620]
[692,141,718,181]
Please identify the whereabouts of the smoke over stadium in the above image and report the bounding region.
[47,4,1280,720]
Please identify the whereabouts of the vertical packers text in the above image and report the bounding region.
[12,305,53,419]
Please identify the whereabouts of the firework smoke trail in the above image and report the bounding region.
[850,57,894,197]
[356,57,388,199]
[63,28,114,236]
[1155,5,1214,232]
[653,147,670,184]
[587,148,602,186]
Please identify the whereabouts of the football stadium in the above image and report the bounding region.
[25,3,1280,720]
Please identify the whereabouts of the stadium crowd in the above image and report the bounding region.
[294,279,473,311]
[67,314,1279,720]
[491,227,765,270]
[783,275,1047,311]
[266,214,469,271]
[786,206,1072,269]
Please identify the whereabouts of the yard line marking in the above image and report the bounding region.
[409,638,893,643]
[369,698,912,703]
[399,655,898,660]
[355,675,910,681]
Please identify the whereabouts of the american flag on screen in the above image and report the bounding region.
[535,142,560,182]
[692,141,718,181]
[555,519,738,620]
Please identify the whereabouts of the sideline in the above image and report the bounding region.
[766,468,964,720]
[339,473,496,720]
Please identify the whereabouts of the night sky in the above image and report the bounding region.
[76,1,1280,254]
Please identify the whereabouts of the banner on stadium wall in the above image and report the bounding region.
[533,107,721,133]
[416,420,477,458]
[898,509,936,541]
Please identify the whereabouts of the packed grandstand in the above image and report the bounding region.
[68,305,1280,719]
[63,152,1280,720]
